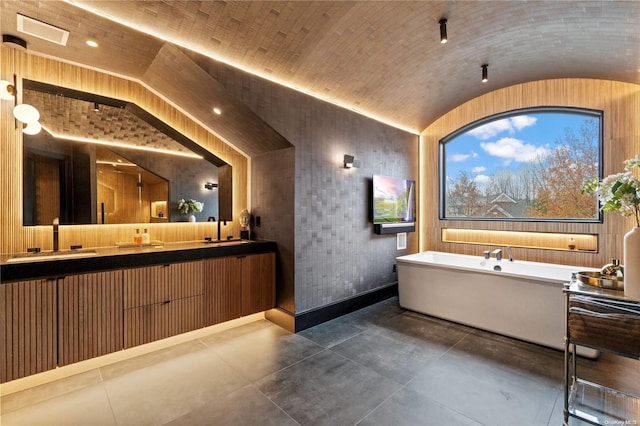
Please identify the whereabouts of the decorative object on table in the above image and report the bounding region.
[177,198,204,222]
[583,154,640,299]
[239,209,251,239]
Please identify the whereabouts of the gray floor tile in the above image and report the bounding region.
[104,346,247,425]
[406,330,564,426]
[165,384,299,426]
[0,383,116,426]
[359,387,482,426]
[255,349,402,426]
[331,313,471,385]
[200,320,325,382]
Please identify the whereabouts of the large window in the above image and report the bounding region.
[440,107,602,222]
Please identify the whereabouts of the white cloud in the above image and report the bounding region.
[480,137,550,162]
[449,152,478,162]
[468,116,538,140]
[472,166,487,173]
[474,174,491,184]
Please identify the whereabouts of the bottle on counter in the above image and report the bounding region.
[142,228,150,245]
[133,228,142,245]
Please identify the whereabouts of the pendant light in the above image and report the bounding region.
[481,64,489,83]
[439,19,448,44]
[1,34,41,134]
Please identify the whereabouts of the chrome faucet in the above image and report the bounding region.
[507,246,513,262]
[217,218,227,241]
[491,248,502,261]
[53,217,59,252]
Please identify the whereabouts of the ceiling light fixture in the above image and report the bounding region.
[1,34,42,134]
[481,64,489,83]
[86,40,98,47]
[439,19,448,44]
[213,107,221,115]
[93,102,100,111]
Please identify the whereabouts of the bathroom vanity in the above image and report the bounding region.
[563,282,640,425]
[0,240,276,383]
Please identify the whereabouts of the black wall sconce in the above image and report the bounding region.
[439,19,448,44]
[204,182,218,190]
[344,155,361,169]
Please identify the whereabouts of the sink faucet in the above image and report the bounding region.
[507,246,513,262]
[217,218,227,241]
[53,217,59,252]
[491,248,502,261]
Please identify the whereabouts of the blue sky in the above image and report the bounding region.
[443,111,596,189]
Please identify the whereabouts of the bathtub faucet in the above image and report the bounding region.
[491,248,502,261]
[507,246,513,262]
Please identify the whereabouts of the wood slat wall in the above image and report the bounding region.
[420,78,640,268]
[57,271,124,366]
[0,279,57,383]
[0,46,247,254]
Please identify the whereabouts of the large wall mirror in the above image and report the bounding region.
[440,107,602,222]
[22,80,232,226]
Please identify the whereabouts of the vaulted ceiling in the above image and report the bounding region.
[2,1,639,135]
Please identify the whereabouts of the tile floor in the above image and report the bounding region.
[1,297,638,426]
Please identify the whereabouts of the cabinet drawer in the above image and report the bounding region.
[124,261,203,308]
[124,295,203,348]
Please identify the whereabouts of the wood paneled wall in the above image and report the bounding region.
[421,79,640,268]
[0,47,247,254]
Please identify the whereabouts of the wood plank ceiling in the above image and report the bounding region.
[1,1,639,136]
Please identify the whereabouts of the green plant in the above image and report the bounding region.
[582,155,640,227]
[177,198,204,215]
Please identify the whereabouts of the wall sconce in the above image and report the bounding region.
[1,34,42,134]
[481,64,489,83]
[439,19,448,44]
[204,182,218,190]
[343,155,361,169]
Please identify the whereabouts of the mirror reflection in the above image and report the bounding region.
[22,80,231,226]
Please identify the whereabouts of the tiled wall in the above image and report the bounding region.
[203,60,419,314]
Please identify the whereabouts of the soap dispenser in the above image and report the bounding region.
[133,228,142,245]
[601,258,624,278]
[142,228,150,245]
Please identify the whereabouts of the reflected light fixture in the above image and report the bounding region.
[204,182,218,190]
[439,19,448,44]
[93,102,100,112]
[1,34,42,133]
[481,64,489,83]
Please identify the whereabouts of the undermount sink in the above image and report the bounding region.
[7,249,98,263]
[203,239,250,246]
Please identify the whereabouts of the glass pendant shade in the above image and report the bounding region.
[13,103,40,123]
[0,80,15,100]
[22,121,42,135]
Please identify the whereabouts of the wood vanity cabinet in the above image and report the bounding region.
[1,279,57,383]
[57,271,123,366]
[203,252,276,325]
[123,261,204,348]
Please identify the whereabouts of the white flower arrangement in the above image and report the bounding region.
[583,154,640,227]
[177,198,204,215]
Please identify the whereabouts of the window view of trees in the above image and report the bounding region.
[441,108,601,221]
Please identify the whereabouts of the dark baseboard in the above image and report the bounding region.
[293,283,398,332]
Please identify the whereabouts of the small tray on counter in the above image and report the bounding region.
[116,240,164,248]
[576,271,624,291]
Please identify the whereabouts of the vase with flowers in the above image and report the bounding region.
[583,154,640,299]
[177,198,204,222]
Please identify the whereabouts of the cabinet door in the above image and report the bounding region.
[1,279,57,383]
[58,271,123,366]
[123,261,204,348]
[203,256,242,326]
[242,253,276,316]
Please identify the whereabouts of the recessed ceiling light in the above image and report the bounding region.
[213,107,222,115]
[86,40,98,47]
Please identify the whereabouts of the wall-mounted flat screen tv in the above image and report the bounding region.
[372,175,416,224]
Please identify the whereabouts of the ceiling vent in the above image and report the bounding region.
[17,14,69,46]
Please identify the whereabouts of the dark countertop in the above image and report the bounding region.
[1,239,277,282]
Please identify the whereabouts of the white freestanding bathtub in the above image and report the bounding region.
[397,251,600,357]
